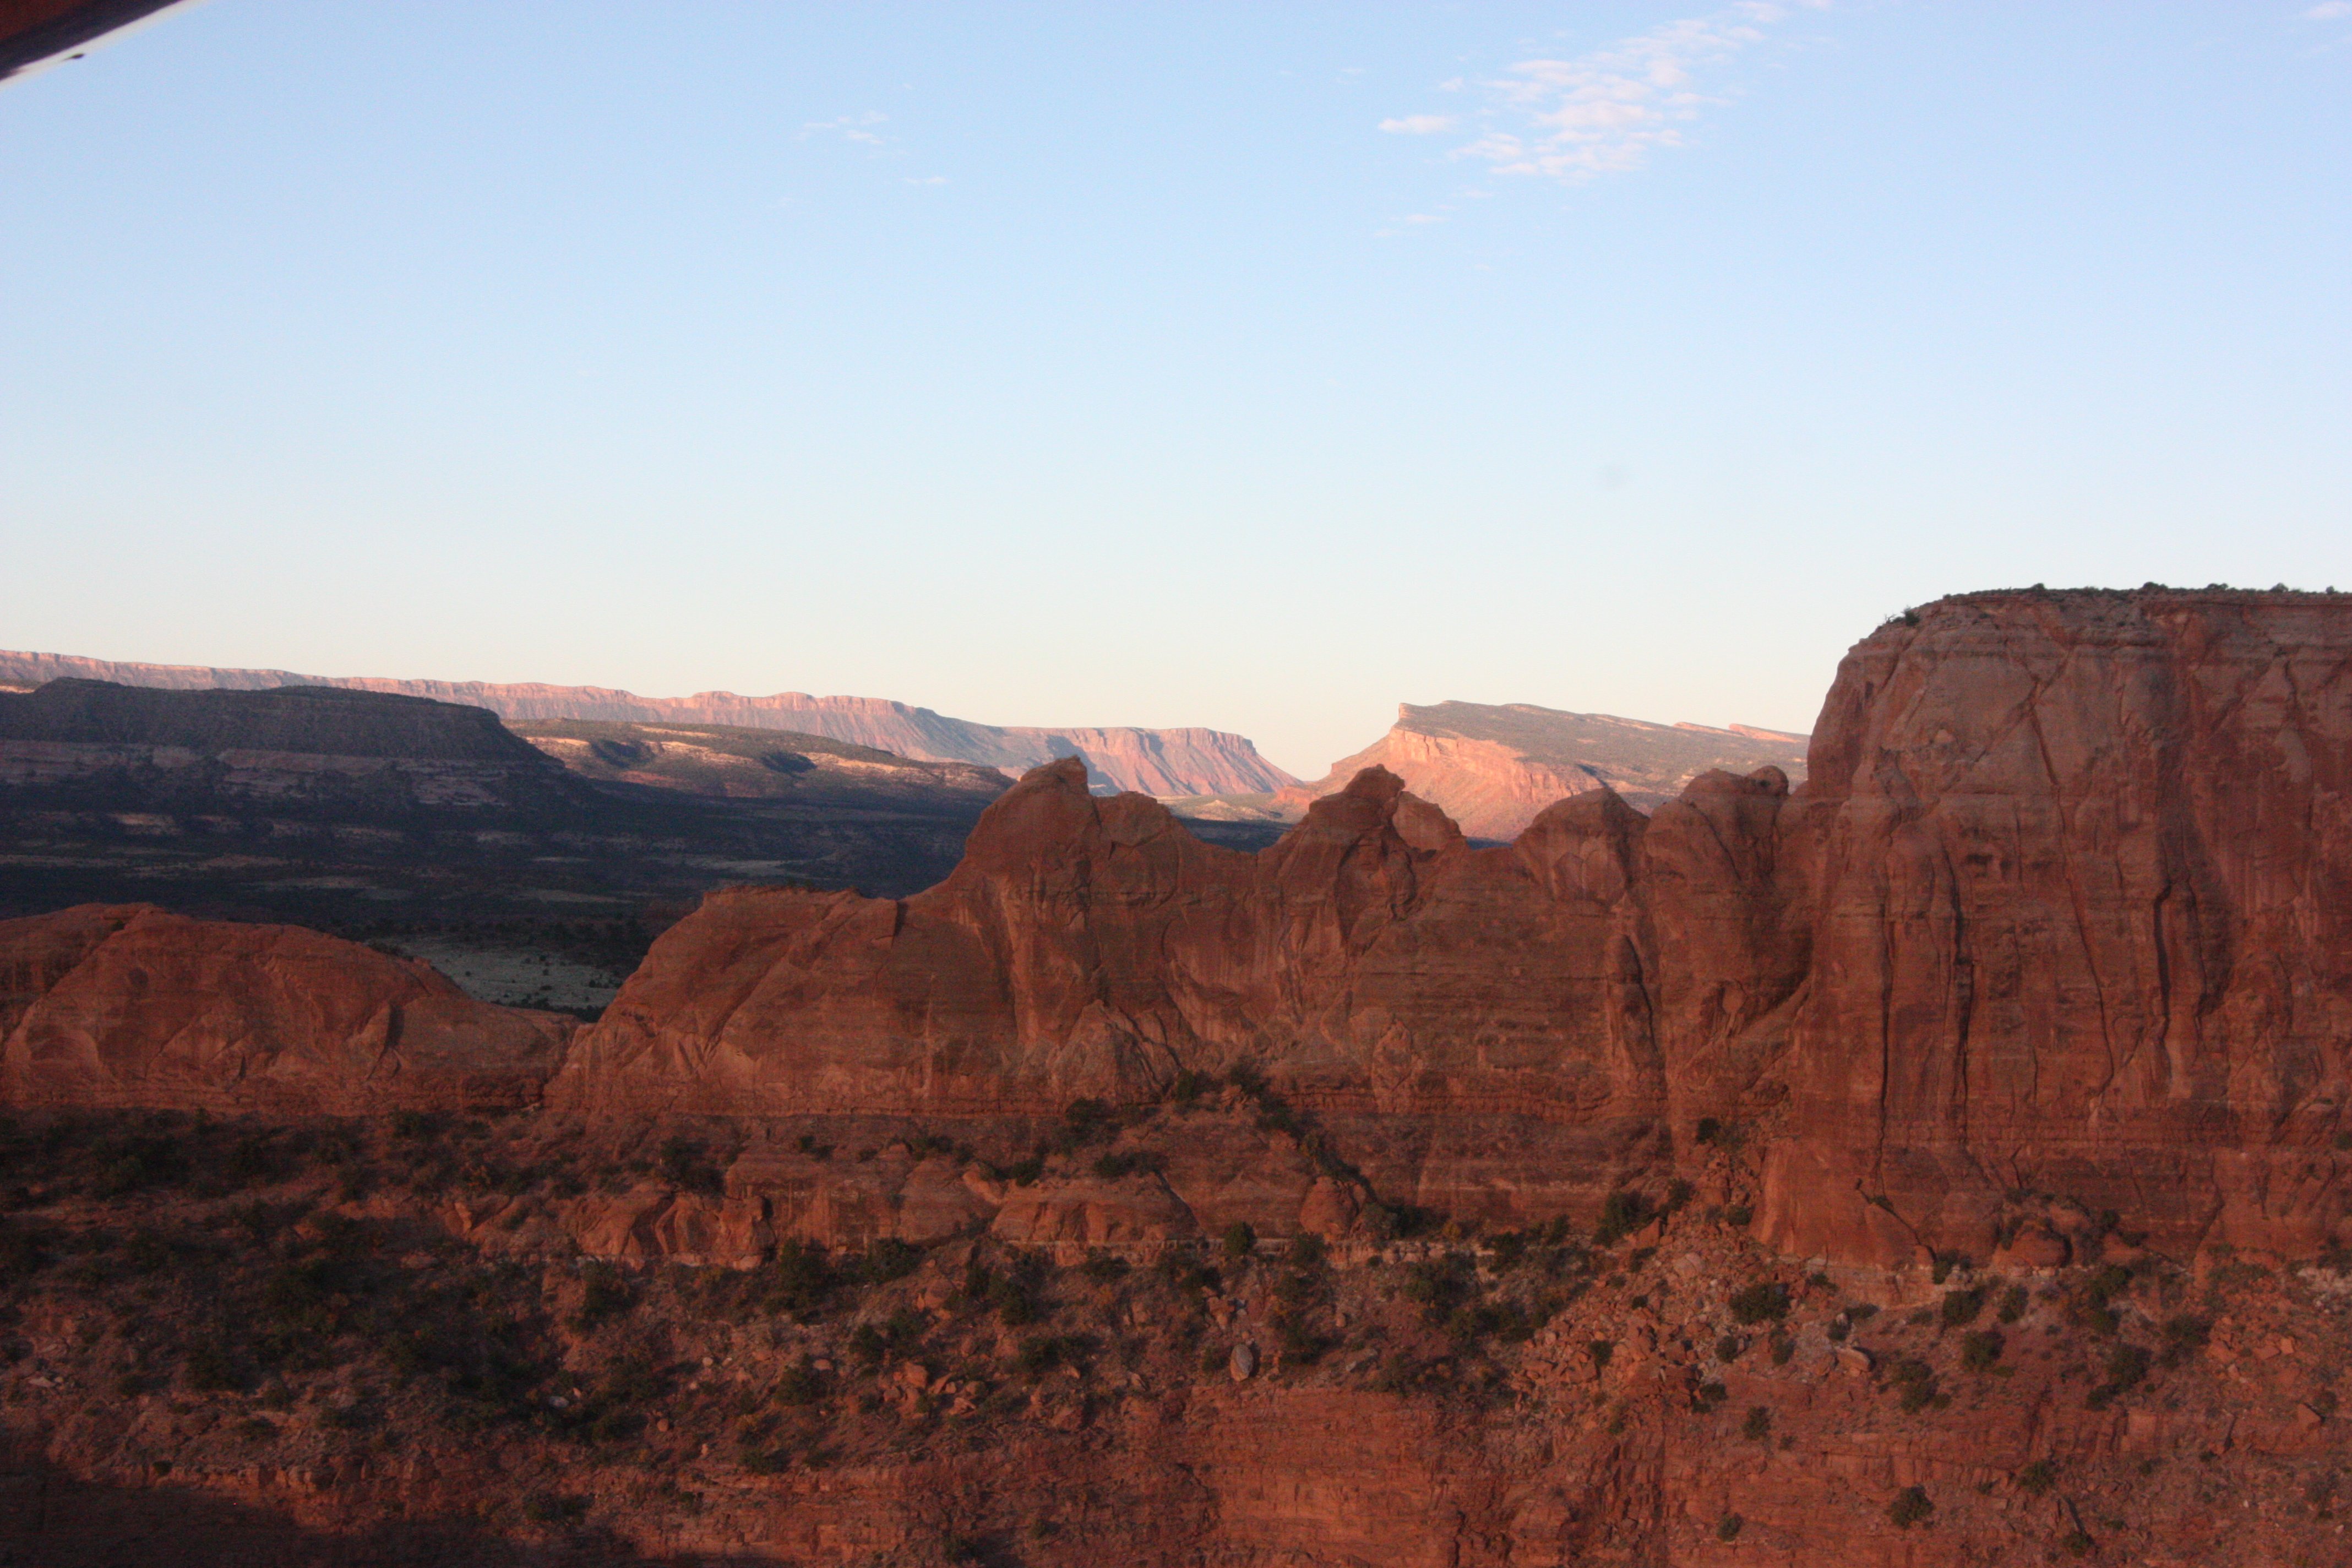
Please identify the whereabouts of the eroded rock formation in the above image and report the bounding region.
[0,904,571,1114]
[562,589,2352,1266]
[1757,589,2352,1267]
[1276,700,1810,835]
[4,589,2352,1568]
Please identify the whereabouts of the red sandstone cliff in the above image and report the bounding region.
[1754,590,2352,1267]
[558,589,2352,1267]
[0,905,571,1114]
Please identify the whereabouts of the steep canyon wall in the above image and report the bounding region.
[558,589,2352,1264]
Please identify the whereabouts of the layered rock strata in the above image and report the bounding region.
[0,651,1300,798]
[1281,700,1810,835]
[1758,590,2352,1266]
[561,589,2352,1266]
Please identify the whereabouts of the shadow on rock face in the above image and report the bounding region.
[0,1438,770,1568]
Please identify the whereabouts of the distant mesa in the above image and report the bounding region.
[509,716,1010,809]
[1248,700,1809,842]
[0,678,1015,919]
[0,651,1297,801]
[0,677,593,820]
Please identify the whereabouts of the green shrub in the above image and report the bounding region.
[569,1264,634,1331]
[2017,1460,2057,1496]
[1996,1284,2029,1324]
[775,1359,824,1406]
[1015,1333,1088,1379]
[739,1445,791,1476]
[1728,1282,1790,1325]
[1723,1204,1754,1228]
[1715,1333,1744,1363]
[858,1237,923,1285]
[1587,1340,1614,1371]
[1961,1329,2005,1372]
[658,1137,722,1195]
[1289,1233,1329,1270]
[2061,1530,2095,1557]
[1483,1231,1526,1270]
[1886,1355,1939,1412]
[2086,1341,2153,1407]
[1153,1247,1218,1294]
[2159,1315,2209,1363]
[1445,1300,1532,1345]
[183,1337,239,1392]
[1402,1254,1475,1322]
[0,1221,57,1277]
[1715,1513,1744,1542]
[1593,1191,1653,1248]
[764,1239,837,1317]
[1694,1117,1722,1146]
[1940,1288,1984,1328]
[1221,1221,1258,1260]
[1887,1486,1933,1528]
[1693,1380,1729,1412]
[1769,1334,1795,1366]
[1741,1405,1772,1441]
[1276,1316,1334,1364]
[94,1136,188,1197]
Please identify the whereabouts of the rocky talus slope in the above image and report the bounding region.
[0,651,1298,799]
[1277,701,1810,837]
[1,587,2349,1565]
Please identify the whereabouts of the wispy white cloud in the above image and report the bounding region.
[1387,3,1825,186]
[801,111,889,146]
[904,175,948,186]
[1380,114,1457,135]
[2306,2,2352,19]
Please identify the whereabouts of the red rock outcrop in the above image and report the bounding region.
[558,589,2352,1267]
[0,905,572,1114]
[553,761,1672,1221]
[1754,590,2352,1266]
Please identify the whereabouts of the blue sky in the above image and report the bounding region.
[4,2,2348,777]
